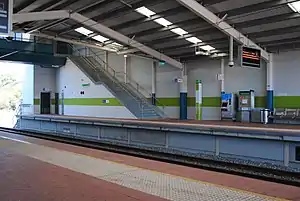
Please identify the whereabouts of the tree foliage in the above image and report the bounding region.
[0,74,21,111]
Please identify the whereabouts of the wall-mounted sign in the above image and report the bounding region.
[241,46,261,68]
[81,83,90,87]
[0,0,12,36]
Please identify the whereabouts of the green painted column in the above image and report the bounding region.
[196,80,203,120]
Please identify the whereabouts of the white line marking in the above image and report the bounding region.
[0,135,31,144]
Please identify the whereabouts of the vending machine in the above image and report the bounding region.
[238,90,255,122]
[221,93,237,121]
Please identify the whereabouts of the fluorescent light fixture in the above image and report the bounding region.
[288,1,300,13]
[154,18,173,27]
[200,45,215,51]
[75,27,93,36]
[171,28,188,36]
[92,35,109,43]
[112,42,123,47]
[186,37,202,44]
[135,6,156,17]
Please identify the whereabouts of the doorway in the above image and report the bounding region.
[40,92,51,114]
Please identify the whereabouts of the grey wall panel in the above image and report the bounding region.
[168,132,215,153]
[41,121,57,131]
[289,143,300,162]
[76,125,98,139]
[130,129,166,146]
[21,119,41,130]
[219,137,284,161]
[101,126,128,141]
[56,123,77,135]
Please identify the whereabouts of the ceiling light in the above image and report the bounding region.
[112,42,123,47]
[200,45,215,51]
[154,18,173,27]
[170,28,188,36]
[135,6,156,17]
[186,37,202,44]
[75,27,93,36]
[92,35,109,43]
[288,1,300,13]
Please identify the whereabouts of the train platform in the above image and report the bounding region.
[20,114,300,135]
[1,131,300,201]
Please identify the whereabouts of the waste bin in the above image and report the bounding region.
[260,109,270,124]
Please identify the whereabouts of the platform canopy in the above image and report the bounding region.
[11,0,300,62]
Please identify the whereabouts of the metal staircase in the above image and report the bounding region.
[68,46,167,119]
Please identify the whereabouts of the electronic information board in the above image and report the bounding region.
[241,46,261,68]
[0,0,12,36]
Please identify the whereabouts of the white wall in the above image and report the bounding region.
[22,64,34,114]
[273,50,300,96]
[187,57,266,120]
[33,65,57,113]
[56,59,135,118]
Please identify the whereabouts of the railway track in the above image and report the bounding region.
[1,127,300,187]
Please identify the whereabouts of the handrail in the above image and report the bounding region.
[87,47,166,110]
[69,44,167,118]
[68,45,150,118]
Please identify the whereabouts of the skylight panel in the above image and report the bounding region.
[170,28,188,36]
[92,35,109,43]
[199,45,215,51]
[186,37,202,44]
[154,18,173,27]
[288,1,300,13]
[75,27,93,36]
[135,6,156,17]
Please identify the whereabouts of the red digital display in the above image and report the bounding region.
[242,46,261,68]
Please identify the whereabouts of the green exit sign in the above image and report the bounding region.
[159,61,166,65]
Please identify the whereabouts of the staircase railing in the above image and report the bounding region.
[73,45,166,110]
[69,45,167,118]
[69,45,159,118]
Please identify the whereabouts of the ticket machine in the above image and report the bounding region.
[238,90,255,122]
[221,93,237,121]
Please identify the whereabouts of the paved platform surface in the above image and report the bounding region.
[1,131,300,201]
[23,114,300,134]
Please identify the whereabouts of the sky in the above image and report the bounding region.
[0,61,29,82]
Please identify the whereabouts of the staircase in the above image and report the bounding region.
[69,55,166,119]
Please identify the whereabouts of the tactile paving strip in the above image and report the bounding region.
[0,138,282,201]
[101,169,273,201]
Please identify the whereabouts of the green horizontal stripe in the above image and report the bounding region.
[274,96,300,108]
[34,98,123,106]
[33,96,300,108]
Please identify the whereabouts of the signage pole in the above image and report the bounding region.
[196,80,202,120]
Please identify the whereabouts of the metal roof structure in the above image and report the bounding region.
[12,0,300,62]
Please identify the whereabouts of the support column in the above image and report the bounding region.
[221,57,225,94]
[104,51,108,71]
[124,55,128,83]
[196,80,203,120]
[152,61,157,105]
[180,66,188,120]
[267,53,274,113]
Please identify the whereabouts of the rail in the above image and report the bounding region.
[76,45,166,110]
[69,44,167,118]
[69,44,151,118]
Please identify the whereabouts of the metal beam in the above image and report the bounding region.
[70,13,183,69]
[33,32,118,52]
[13,10,70,24]
[175,0,269,60]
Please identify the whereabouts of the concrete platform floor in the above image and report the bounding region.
[1,131,300,201]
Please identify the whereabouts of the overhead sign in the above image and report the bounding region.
[241,46,261,68]
[0,0,12,36]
